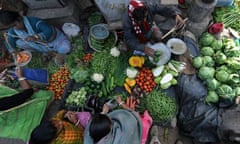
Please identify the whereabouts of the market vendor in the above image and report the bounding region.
[0,10,72,66]
[122,0,184,57]
[0,67,34,110]
[84,96,143,144]
[29,110,86,144]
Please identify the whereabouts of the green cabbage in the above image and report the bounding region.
[203,56,215,67]
[214,51,227,65]
[205,91,219,104]
[234,87,240,96]
[217,84,235,99]
[198,66,215,80]
[192,56,203,68]
[206,78,220,90]
[199,32,215,46]
[215,70,229,82]
[200,47,214,56]
[211,39,223,50]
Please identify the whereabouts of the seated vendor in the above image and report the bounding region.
[0,67,34,111]
[122,0,184,57]
[84,96,143,144]
[28,110,89,144]
[0,10,72,66]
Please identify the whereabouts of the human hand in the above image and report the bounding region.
[15,67,24,78]
[64,111,78,124]
[102,104,110,114]
[144,47,155,57]
[115,96,122,104]
[175,14,185,29]
[25,36,37,42]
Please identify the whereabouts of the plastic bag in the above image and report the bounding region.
[62,23,80,38]
[176,74,221,143]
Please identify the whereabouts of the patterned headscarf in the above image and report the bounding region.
[128,0,150,43]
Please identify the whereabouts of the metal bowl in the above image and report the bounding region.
[148,42,171,66]
[14,50,32,67]
[90,24,110,41]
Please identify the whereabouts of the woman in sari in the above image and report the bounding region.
[84,96,143,144]
[0,10,71,65]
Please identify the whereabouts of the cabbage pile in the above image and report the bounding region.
[193,32,240,104]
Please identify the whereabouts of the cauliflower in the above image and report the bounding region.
[126,67,138,79]
[110,47,120,57]
[91,73,104,83]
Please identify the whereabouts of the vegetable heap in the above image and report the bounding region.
[140,89,177,122]
[65,87,87,107]
[46,66,70,99]
[214,1,240,33]
[193,32,240,104]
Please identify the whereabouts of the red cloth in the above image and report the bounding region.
[140,110,153,144]
[128,0,151,43]
[208,23,224,34]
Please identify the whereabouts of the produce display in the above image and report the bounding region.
[65,87,87,107]
[46,66,70,99]
[139,88,177,122]
[214,0,240,33]
[15,51,31,66]
[193,32,240,104]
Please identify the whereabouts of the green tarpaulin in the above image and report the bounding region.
[0,89,53,142]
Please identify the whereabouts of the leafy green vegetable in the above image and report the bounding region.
[200,47,214,56]
[198,66,215,80]
[192,56,203,68]
[206,78,220,90]
[214,51,227,65]
[217,84,235,100]
[215,70,229,82]
[70,67,89,83]
[211,39,223,50]
[203,56,215,67]
[199,32,215,46]
[205,91,219,104]
[140,89,177,122]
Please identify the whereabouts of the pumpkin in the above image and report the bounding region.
[129,56,145,67]
[125,78,136,87]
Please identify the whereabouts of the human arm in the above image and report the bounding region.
[122,12,146,52]
[15,67,31,90]
[27,16,55,41]
[0,88,34,110]
[64,111,84,129]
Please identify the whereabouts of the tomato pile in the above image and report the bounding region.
[82,53,93,63]
[135,67,156,92]
[46,65,70,99]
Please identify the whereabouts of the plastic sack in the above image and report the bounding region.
[62,23,80,38]
[218,105,240,143]
[176,74,221,143]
